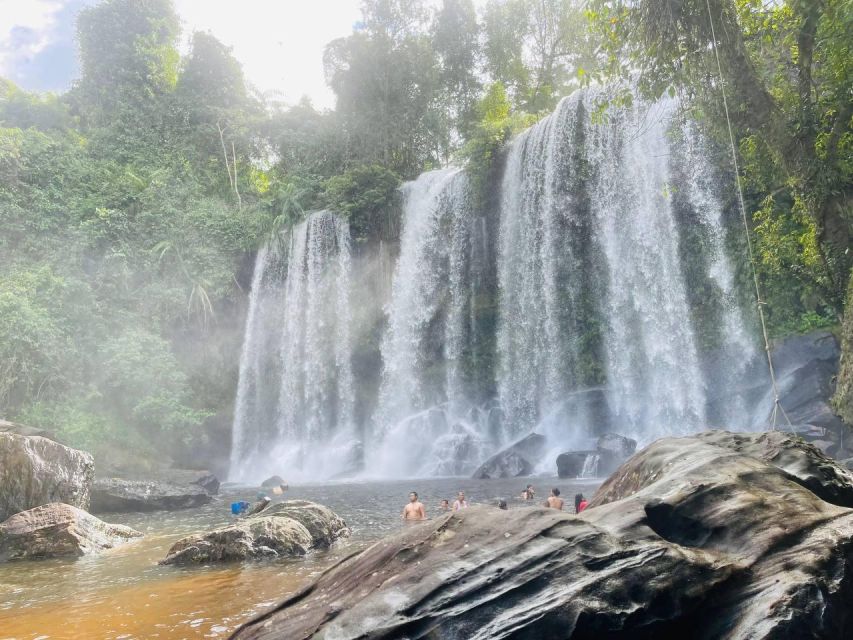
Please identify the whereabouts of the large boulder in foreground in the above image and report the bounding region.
[233,431,853,639]
[0,432,94,521]
[160,500,348,565]
[0,503,141,561]
[471,433,546,479]
[90,478,212,513]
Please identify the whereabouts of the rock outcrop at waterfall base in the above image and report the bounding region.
[0,503,141,561]
[90,478,213,513]
[232,431,853,640]
[0,432,94,521]
[471,433,546,479]
[160,500,349,565]
[556,432,637,478]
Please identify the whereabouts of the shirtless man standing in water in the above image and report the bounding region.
[547,488,564,510]
[402,491,426,521]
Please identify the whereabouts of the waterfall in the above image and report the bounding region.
[230,85,758,481]
[578,453,600,479]
[229,211,355,483]
[370,168,493,477]
[497,92,596,438]
[497,88,753,448]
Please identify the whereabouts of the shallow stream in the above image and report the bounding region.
[0,476,598,639]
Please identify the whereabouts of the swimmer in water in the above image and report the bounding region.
[402,491,426,520]
[546,487,564,510]
[453,491,468,511]
[439,499,450,511]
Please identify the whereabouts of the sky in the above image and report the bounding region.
[0,0,365,109]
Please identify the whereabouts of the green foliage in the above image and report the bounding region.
[76,0,180,119]
[4,0,846,457]
[483,0,596,113]
[323,165,401,244]
[461,82,535,198]
[588,0,852,335]
[0,1,272,461]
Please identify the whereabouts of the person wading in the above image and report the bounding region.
[547,488,564,510]
[402,491,426,521]
[452,491,468,511]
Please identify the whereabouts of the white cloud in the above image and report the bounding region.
[0,0,64,77]
[173,0,362,110]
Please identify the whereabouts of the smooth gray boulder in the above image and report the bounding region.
[160,500,349,565]
[90,478,212,513]
[0,503,141,561]
[232,431,853,640]
[261,475,286,488]
[596,432,637,458]
[0,432,94,521]
[471,433,546,479]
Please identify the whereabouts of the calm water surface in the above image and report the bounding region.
[0,476,599,639]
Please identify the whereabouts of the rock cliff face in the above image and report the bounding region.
[0,433,94,521]
[161,500,349,565]
[232,431,853,640]
[0,503,141,561]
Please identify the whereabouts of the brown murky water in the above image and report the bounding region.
[0,476,598,639]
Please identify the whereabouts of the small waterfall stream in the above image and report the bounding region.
[230,211,355,482]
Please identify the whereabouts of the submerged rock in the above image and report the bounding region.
[233,431,853,639]
[160,500,349,565]
[0,503,141,561]
[471,433,546,479]
[90,478,212,513]
[0,432,94,521]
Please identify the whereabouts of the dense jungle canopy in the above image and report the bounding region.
[0,0,851,468]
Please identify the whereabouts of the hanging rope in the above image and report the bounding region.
[705,0,792,430]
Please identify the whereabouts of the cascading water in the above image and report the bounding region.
[578,453,600,479]
[497,88,755,450]
[230,211,356,482]
[370,168,495,478]
[230,85,759,482]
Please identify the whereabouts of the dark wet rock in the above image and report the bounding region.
[261,475,286,488]
[555,433,636,479]
[556,449,598,478]
[0,433,94,521]
[90,478,212,513]
[556,448,618,478]
[0,503,141,561]
[160,500,349,565]
[233,430,853,640]
[596,432,637,458]
[190,473,220,495]
[471,433,546,479]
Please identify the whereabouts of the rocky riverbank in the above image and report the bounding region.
[232,430,853,640]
